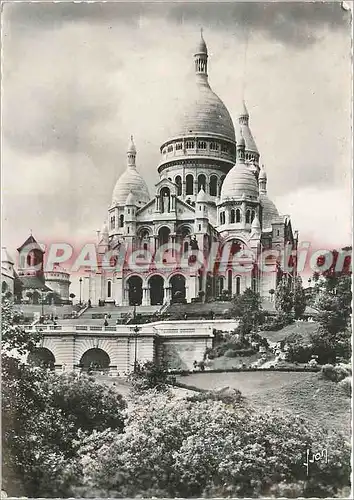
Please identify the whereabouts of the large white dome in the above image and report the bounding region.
[172,80,235,142]
[220,163,259,202]
[111,167,150,207]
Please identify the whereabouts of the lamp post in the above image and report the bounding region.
[130,324,141,372]
[79,277,83,305]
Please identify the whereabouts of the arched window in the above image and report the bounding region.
[227,269,232,293]
[236,209,241,223]
[219,175,226,196]
[197,141,206,149]
[143,243,148,251]
[107,281,112,298]
[110,215,115,230]
[186,174,194,195]
[236,276,241,295]
[220,212,225,225]
[198,174,206,192]
[175,175,182,196]
[185,141,195,149]
[184,241,189,254]
[176,143,183,150]
[246,210,251,224]
[251,210,256,222]
[119,214,124,227]
[209,175,217,196]
[210,142,219,151]
[167,145,173,153]
[230,209,235,223]
[2,281,8,293]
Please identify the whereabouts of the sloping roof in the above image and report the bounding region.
[1,247,14,264]
[17,235,44,253]
[19,276,51,291]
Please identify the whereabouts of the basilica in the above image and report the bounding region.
[83,33,298,307]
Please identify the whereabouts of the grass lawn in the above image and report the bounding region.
[178,371,351,437]
[259,321,319,343]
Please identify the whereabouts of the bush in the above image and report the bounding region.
[321,364,350,383]
[224,348,238,358]
[338,377,351,397]
[78,392,351,498]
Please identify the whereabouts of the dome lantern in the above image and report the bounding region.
[194,28,208,81]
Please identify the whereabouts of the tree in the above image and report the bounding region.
[129,360,176,393]
[293,276,306,319]
[231,288,262,334]
[275,277,293,313]
[1,299,127,497]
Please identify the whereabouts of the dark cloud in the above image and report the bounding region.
[4,2,350,46]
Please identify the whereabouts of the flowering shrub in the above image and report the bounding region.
[338,377,351,397]
[77,391,350,498]
[321,363,351,382]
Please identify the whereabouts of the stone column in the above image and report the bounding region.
[142,287,149,306]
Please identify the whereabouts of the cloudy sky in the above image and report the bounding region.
[2,1,352,265]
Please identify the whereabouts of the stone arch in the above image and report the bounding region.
[170,274,186,303]
[80,348,110,372]
[27,347,55,370]
[148,274,165,305]
[126,275,143,306]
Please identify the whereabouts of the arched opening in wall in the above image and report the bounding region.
[107,281,112,298]
[197,174,206,192]
[28,348,55,370]
[32,291,41,305]
[110,215,115,230]
[219,175,226,196]
[217,276,224,296]
[230,209,235,223]
[119,214,124,227]
[170,274,186,303]
[251,210,256,222]
[149,275,164,306]
[184,241,189,254]
[158,226,170,247]
[236,209,241,223]
[127,276,143,306]
[209,175,217,196]
[80,348,110,373]
[186,174,194,195]
[2,281,8,293]
[160,187,171,213]
[236,276,241,295]
[175,175,182,196]
[246,210,251,224]
[227,269,233,294]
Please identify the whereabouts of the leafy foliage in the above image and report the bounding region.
[77,392,351,498]
[275,277,293,314]
[128,360,176,393]
[293,277,307,318]
[231,288,263,334]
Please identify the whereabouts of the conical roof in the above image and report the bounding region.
[1,247,14,264]
[196,187,208,203]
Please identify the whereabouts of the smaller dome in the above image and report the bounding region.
[196,187,208,203]
[125,191,136,205]
[260,194,279,228]
[221,164,259,202]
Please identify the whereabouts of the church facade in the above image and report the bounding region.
[84,33,298,307]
